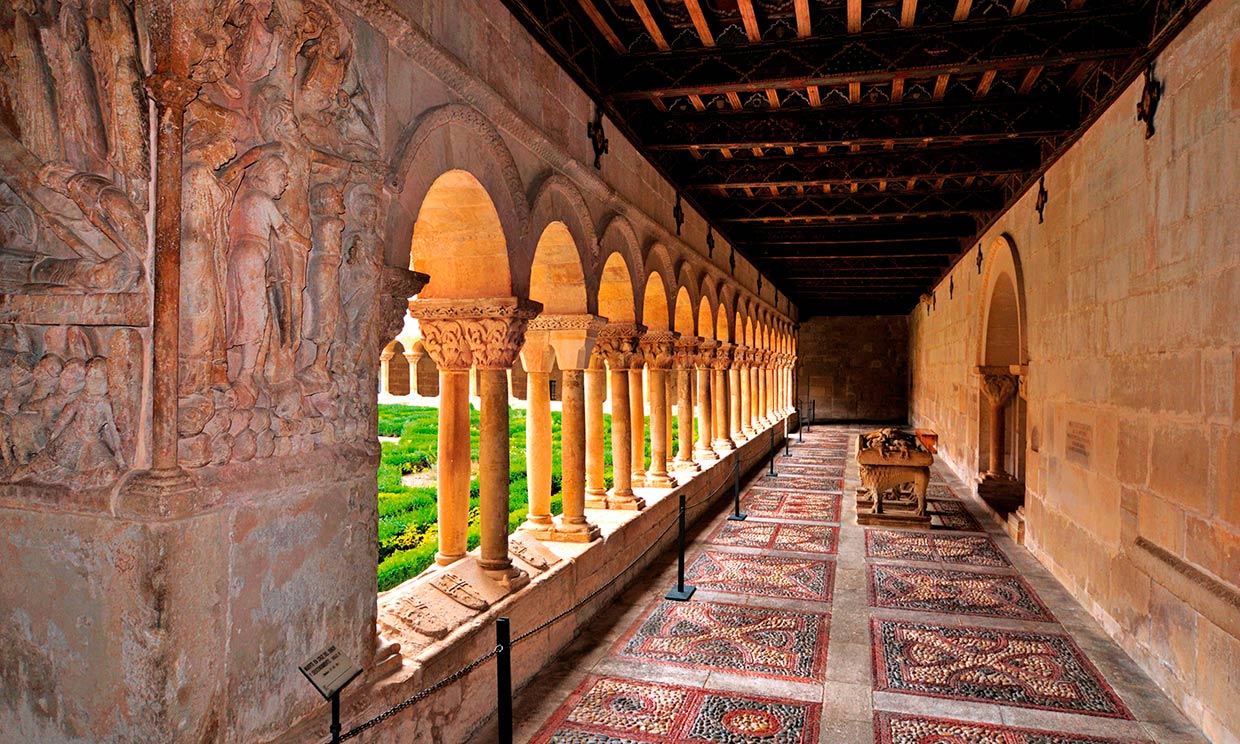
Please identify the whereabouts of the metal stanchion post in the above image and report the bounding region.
[727,456,747,521]
[809,401,815,431]
[497,618,512,744]
[768,429,777,476]
[798,407,803,443]
[330,693,341,744]
[666,493,696,601]
[784,418,791,457]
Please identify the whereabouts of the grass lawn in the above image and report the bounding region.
[377,403,669,591]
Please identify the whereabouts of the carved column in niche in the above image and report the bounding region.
[694,339,718,461]
[527,314,605,541]
[627,334,647,488]
[640,331,678,489]
[979,371,1019,481]
[126,66,199,502]
[712,343,735,453]
[595,323,646,510]
[466,298,541,590]
[673,336,701,473]
[403,348,423,395]
[737,348,754,438]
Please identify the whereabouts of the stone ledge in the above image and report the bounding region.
[1129,536,1240,641]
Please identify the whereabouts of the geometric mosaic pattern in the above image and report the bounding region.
[530,675,821,743]
[708,520,839,555]
[865,530,1011,568]
[686,550,835,602]
[754,474,844,492]
[742,490,842,522]
[872,620,1132,718]
[868,565,1055,622]
[928,499,983,531]
[615,600,830,682]
[875,712,1151,743]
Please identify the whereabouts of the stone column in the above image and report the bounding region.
[529,314,605,541]
[738,348,754,438]
[628,344,647,488]
[409,307,474,567]
[673,337,702,473]
[403,349,423,395]
[729,360,743,442]
[641,331,678,488]
[665,376,676,472]
[748,356,760,431]
[712,343,736,453]
[980,371,1019,480]
[519,340,556,536]
[694,340,718,461]
[584,349,609,506]
[379,346,395,394]
[597,324,647,509]
[766,354,777,421]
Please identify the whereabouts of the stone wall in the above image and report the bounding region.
[797,316,909,423]
[907,0,1240,739]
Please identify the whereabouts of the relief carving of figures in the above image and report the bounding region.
[225,149,310,405]
[0,324,136,490]
[299,180,344,389]
[0,0,149,298]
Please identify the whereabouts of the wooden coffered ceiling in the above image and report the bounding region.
[499,0,1211,316]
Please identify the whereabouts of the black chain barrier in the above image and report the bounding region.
[324,429,785,743]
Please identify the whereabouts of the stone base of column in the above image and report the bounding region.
[480,564,530,592]
[551,518,602,543]
[643,473,678,489]
[674,458,702,473]
[611,494,646,510]
[712,438,736,454]
[518,517,555,538]
[694,446,720,461]
[740,426,755,439]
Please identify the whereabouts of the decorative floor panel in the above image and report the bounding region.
[928,499,983,531]
[875,712,1149,744]
[708,520,839,555]
[753,474,844,492]
[872,620,1132,718]
[865,530,1011,568]
[868,565,1055,622]
[530,675,821,744]
[686,550,835,602]
[741,490,842,522]
[614,599,829,682]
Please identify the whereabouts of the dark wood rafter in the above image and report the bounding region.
[635,99,1077,150]
[605,10,1142,100]
[497,0,1217,315]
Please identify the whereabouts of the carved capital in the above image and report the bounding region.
[525,313,607,372]
[673,336,700,369]
[979,373,1018,407]
[710,343,734,371]
[409,297,542,371]
[595,322,645,370]
[381,267,430,345]
[695,339,719,368]
[144,72,201,111]
[640,331,678,370]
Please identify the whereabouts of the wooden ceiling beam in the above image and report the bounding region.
[752,242,959,258]
[575,0,627,54]
[683,0,716,47]
[953,0,973,21]
[629,0,669,50]
[901,0,918,27]
[641,99,1077,150]
[847,0,863,33]
[1019,65,1044,94]
[737,0,763,42]
[795,0,812,37]
[729,216,977,243]
[975,69,997,98]
[606,10,1141,98]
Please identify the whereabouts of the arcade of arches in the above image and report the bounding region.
[0,0,1237,742]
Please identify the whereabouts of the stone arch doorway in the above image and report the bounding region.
[976,234,1029,538]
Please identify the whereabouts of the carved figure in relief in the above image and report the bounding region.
[338,186,379,371]
[227,0,281,85]
[300,181,344,387]
[37,162,143,284]
[21,357,123,486]
[38,0,109,175]
[0,357,33,469]
[8,353,63,466]
[180,119,238,396]
[85,0,149,208]
[6,7,61,163]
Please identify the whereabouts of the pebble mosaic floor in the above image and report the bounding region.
[501,425,1208,744]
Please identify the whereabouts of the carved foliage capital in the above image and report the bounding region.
[673,337,699,368]
[596,323,645,370]
[419,320,473,371]
[980,373,1018,407]
[710,343,734,371]
[145,72,201,111]
[695,339,719,368]
[409,297,541,370]
[640,331,678,370]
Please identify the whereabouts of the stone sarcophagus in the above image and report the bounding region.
[855,427,934,529]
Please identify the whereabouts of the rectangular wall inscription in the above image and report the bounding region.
[1066,421,1092,466]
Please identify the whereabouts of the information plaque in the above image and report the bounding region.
[299,644,362,700]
